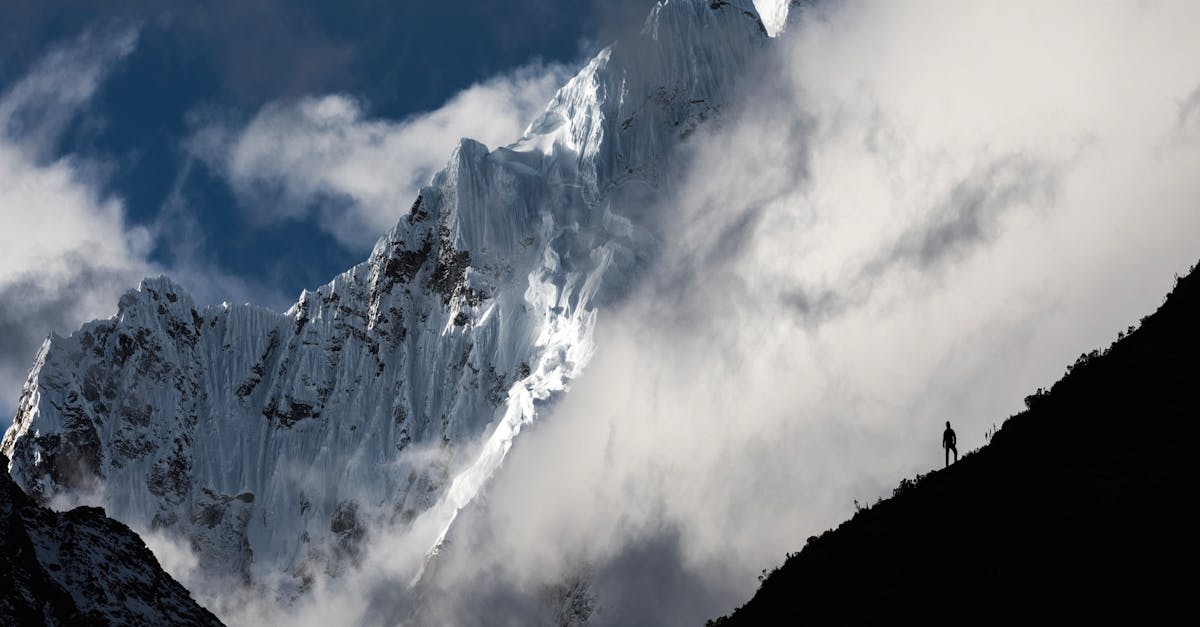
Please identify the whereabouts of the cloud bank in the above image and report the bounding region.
[411,1,1200,624]
[6,2,1198,625]
[191,64,572,249]
[171,2,1200,624]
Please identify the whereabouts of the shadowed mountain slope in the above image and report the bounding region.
[0,454,222,626]
[711,261,1199,626]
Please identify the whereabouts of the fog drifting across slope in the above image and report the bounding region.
[146,2,1200,624]
[419,1,1200,623]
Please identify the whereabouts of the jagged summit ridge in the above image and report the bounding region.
[3,0,770,600]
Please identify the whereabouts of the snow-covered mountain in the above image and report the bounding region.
[3,0,781,601]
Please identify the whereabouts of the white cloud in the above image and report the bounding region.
[412,1,1200,623]
[0,26,154,414]
[139,528,201,584]
[191,63,573,250]
[0,26,300,416]
[6,2,1199,624]
[0,25,138,158]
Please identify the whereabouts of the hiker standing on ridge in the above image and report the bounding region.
[943,421,957,467]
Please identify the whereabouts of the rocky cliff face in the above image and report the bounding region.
[1,454,223,626]
[3,0,775,601]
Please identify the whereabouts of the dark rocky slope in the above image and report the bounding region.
[1,454,222,626]
[711,262,1198,626]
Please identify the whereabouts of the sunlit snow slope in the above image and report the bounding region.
[3,0,773,596]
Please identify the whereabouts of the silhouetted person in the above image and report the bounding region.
[943,421,957,467]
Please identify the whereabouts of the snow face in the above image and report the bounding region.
[753,0,794,37]
[2,0,769,601]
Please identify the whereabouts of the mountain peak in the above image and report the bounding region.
[3,0,773,612]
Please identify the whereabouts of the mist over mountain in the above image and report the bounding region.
[3,0,1199,624]
[711,260,1199,625]
[4,1,774,622]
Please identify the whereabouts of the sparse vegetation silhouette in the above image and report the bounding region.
[708,259,1200,626]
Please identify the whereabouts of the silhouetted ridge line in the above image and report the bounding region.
[0,454,223,626]
[709,261,1200,626]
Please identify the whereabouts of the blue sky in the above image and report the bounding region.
[0,0,653,410]
[5,1,629,298]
